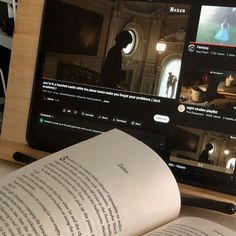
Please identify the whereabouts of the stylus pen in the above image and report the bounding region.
[181,196,236,215]
[13,152,37,164]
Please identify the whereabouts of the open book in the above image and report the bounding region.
[0,129,235,235]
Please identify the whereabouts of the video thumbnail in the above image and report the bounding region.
[170,125,236,174]
[196,5,236,47]
[179,67,236,109]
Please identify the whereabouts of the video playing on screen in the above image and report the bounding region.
[29,0,191,152]
[40,0,190,99]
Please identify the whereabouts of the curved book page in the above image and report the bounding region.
[0,129,180,235]
[144,216,236,236]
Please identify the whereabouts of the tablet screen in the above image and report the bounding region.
[27,0,236,194]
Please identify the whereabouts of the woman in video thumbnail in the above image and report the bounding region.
[214,18,230,44]
[199,143,214,164]
[101,30,132,89]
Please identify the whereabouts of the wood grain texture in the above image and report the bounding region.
[179,183,236,205]
[0,1,48,164]
[1,0,44,143]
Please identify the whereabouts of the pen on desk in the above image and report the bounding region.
[181,196,236,215]
[13,152,37,164]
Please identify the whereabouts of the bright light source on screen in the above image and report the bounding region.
[156,41,166,53]
[224,149,230,155]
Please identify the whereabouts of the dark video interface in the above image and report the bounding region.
[28,0,236,191]
[28,0,190,154]
[170,3,236,182]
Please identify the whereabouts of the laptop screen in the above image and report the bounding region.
[27,0,236,194]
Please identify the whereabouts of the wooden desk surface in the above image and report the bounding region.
[1,0,236,209]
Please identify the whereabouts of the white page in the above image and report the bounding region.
[143,216,236,236]
[0,129,180,236]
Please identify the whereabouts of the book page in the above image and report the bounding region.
[144,216,235,236]
[0,129,180,236]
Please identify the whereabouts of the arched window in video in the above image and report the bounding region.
[226,157,236,171]
[123,29,137,55]
[208,142,216,154]
[157,57,181,99]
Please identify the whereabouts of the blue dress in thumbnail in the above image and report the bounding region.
[215,23,229,42]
